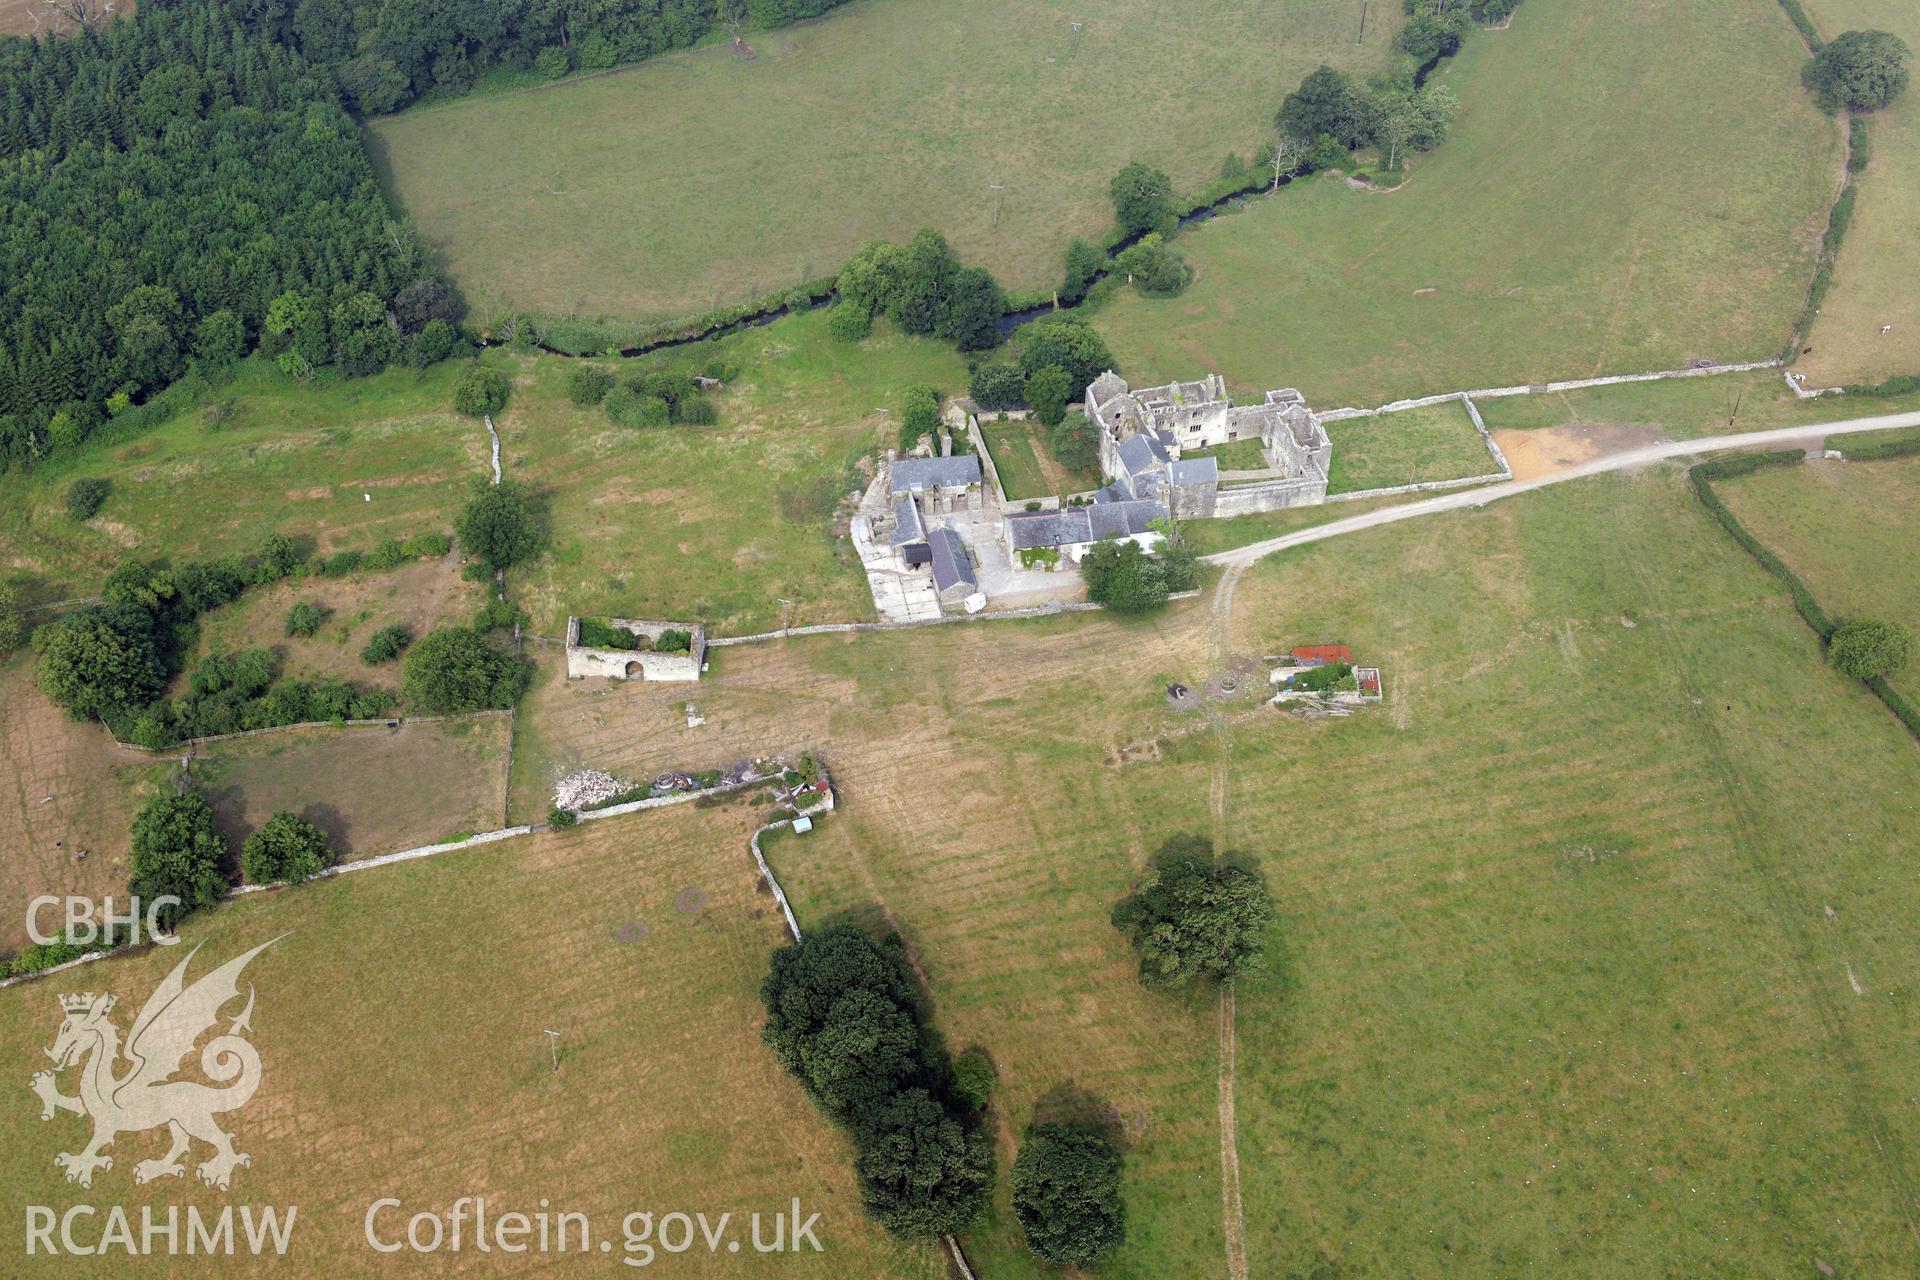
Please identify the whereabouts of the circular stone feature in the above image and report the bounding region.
[614,920,649,943]
[675,887,710,914]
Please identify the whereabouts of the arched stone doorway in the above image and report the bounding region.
[624,660,644,678]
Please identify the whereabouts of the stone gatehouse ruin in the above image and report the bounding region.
[565,616,707,681]
[1085,370,1331,517]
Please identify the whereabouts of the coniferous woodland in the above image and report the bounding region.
[0,1,428,473]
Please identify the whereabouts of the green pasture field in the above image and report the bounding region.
[365,0,1399,324]
[1183,436,1268,471]
[0,309,967,633]
[0,805,938,1278]
[1324,399,1497,493]
[1798,0,1920,387]
[1217,466,1920,1275]
[1715,450,1920,704]
[1093,0,1842,407]
[0,359,481,609]
[1473,368,1920,439]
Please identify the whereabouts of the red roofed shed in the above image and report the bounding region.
[1290,644,1352,667]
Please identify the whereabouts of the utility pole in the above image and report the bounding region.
[1068,21,1083,61]
[777,598,793,635]
[543,1029,561,1073]
[1357,1,1369,44]
[990,182,1007,229]
[1726,388,1744,431]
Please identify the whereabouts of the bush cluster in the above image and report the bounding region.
[1112,835,1276,988]
[837,230,1005,353]
[761,925,993,1241]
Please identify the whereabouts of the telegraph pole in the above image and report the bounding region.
[1068,21,1083,61]
[777,598,793,635]
[990,182,1007,229]
[543,1029,561,1073]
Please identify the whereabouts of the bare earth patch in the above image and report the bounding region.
[1494,423,1668,481]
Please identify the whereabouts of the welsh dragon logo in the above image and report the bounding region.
[29,938,281,1191]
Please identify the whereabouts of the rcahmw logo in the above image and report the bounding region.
[24,937,299,1259]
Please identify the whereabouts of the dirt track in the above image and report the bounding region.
[1209,410,1920,570]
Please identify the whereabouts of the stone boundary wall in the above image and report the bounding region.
[107,709,512,753]
[1308,392,1517,506]
[1212,475,1328,518]
[1316,359,1781,420]
[0,767,820,991]
[709,601,1105,647]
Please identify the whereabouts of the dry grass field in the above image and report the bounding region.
[8,463,1920,1274]
[177,555,477,695]
[0,662,160,952]
[0,806,940,1277]
[1716,451,1920,704]
[366,0,1399,323]
[190,716,513,876]
[1094,0,1842,407]
[1797,0,1920,386]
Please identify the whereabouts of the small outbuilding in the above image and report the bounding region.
[565,617,707,682]
[927,526,977,605]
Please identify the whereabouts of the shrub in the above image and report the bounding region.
[639,394,672,427]
[656,627,694,653]
[322,549,363,576]
[401,627,532,713]
[952,1047,996,1113]
[828,303,873,343]
[405,531,452,558]
[35,606,165,722]
[672,396,717,426]
[602,384,647,426]
[535,45,570,79]
[1012,1122,1126,1268]
[285,601,330,637]
[1081,539,1168,613]
[455,478,546,571]
[567,365,614,406]
[900,385,942,452]
[1113,233,1191,297]
[1848,117,1871,172]
[452,364,511,417]
[362,537,407,571]
[241,812,335,885]
[360,624,412,664]
[576,617,642,650]
[1049,412,1100,474]
[1060,237,1105,305]
[968,363,1027,411]
[473,597,526,633]
[1805,30,1911,112]
[1828,618,1917,679]
[65,477,110,521]
[1111,834,1274,987]
[0,583,21,655]
[129,791,230,930]
[547,806,579,829]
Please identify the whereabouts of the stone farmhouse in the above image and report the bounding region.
[1085,371,1332,517]
[881,453,984,570]
[565,617,707,681]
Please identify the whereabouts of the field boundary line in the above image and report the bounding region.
[1315,358,1781,421]
[102,709,513,753]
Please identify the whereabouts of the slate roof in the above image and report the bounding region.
[928,526,976,593]
[889,496,925,547]
[1007,500,1167,550]
[1169,456,1218,487]
[1113,433,1170,480]
[890,455,982,493]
